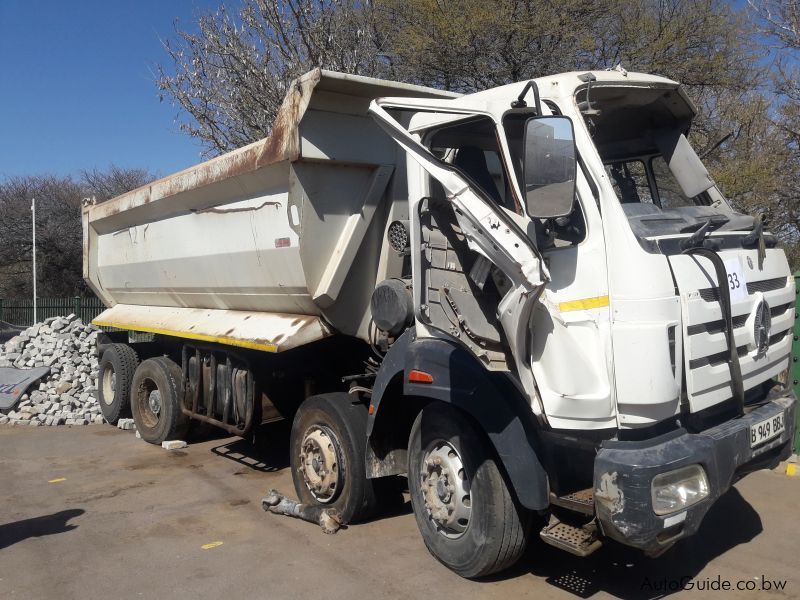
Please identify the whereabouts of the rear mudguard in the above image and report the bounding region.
[367,330,549,511]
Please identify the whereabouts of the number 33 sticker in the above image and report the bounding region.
[723,258,748,302]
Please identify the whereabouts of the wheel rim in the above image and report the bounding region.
[298,425,343,503]
[135,378,161,429]
[420,442,472,539]
[101,364,116,406]
[148,389,162,416]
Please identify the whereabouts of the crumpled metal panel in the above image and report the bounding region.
[92,304,331,353]
[0,367,50,410]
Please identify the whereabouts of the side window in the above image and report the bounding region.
[428,117,519,213]
[606,160,654,204]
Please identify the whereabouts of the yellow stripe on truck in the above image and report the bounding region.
[91,320,279,353]
[558,295,610,312]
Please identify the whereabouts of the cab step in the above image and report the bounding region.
[539,515,602,557]
[550,488,595,516]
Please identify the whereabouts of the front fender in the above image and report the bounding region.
[368,331,549,511]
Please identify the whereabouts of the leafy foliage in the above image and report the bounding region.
[154,0,800,264]
[157,0,390,155]
[0,167,155,297]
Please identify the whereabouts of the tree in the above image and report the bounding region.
[80,165,155,202]
[157,0,389,155]
[747,0,800,265]
[377,0,604,92]
[158,0,797,261]
[0,167,155,298]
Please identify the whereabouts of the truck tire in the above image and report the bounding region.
[98,343,138,424]
[290,393,379,524]
[408,403,531,578]
[130,357,189,444]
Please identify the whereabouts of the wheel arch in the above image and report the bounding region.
[367,331,549,511]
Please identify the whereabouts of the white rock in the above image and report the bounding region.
[162,440,187,450]
[117,418,136,431]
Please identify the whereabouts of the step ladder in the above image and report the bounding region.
[540,515,603,557]
[549,488,595,516]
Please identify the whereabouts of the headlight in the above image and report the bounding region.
[651,464,709,516]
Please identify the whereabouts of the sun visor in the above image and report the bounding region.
[654,130,715,198]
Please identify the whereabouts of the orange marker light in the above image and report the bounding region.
[408,370,434,384]
[368,404,375,415]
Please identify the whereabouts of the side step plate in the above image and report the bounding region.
[540,516,602,557]
[550,488,594,516]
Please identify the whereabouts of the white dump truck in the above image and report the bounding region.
[83,68,797,577]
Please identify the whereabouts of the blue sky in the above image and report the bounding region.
[0,0,222,180]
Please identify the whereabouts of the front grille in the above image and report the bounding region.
[689,330,790,369]
[748,277,789,294]
[686,302,792,336]
[698,276,788,302]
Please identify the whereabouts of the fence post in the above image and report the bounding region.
[73,296,81,319]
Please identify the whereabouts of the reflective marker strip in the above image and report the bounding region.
[663,511,687,528]
[48,478,66,483]
[408,370,434,384]
[558,295,610,312]
[92,320,279,353]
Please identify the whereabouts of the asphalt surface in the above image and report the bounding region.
[0,423,797,600]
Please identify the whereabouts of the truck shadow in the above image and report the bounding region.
[0,509,85,550]
[498,487,762,598]
[210,421,291,473]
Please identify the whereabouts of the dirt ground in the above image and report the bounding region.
[0,423,797,600]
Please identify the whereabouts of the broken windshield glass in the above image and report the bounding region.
[578,84,753,238]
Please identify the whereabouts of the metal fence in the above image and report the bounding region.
[0,296,106,327]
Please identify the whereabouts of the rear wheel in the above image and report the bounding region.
[290,393,379,523]
[97,343,138,424]
[408,403,531,578]
[130,357,189,444]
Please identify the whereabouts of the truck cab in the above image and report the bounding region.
[366,69,796,572]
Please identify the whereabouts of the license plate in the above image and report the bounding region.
[749,411,786,448]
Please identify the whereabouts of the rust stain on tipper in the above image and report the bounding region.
[82,68,321,223]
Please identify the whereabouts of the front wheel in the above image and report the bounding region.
[408,403,531,578]
[290,393,379,524]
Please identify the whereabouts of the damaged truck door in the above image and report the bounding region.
[368,97,564,401]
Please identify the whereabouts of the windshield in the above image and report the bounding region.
[578,84,753,237]
[606,155,703,209]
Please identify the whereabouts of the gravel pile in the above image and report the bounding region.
[0,314,103,426]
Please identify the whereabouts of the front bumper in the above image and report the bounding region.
[593,389,796,553]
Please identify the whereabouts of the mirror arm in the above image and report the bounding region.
[511,80,542,114]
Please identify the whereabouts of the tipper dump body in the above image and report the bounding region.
[83,69,458,349]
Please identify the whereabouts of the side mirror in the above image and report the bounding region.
[523,116,577,219]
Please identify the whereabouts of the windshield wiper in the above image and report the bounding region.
[679,214,729,234]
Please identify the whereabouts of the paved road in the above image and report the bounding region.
[0,424,797,599]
